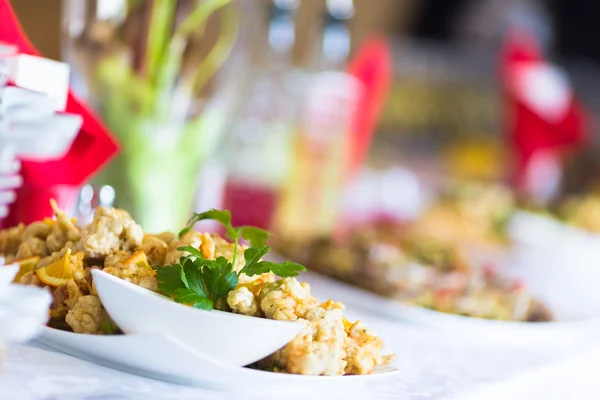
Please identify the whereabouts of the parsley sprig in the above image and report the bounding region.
[157,209,305,310]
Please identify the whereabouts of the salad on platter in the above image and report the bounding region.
[0,201,394,376]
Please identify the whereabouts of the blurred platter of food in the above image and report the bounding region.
[272,178,600,343]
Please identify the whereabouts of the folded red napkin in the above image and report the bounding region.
[501,29,588,194]
[0,0,119,226]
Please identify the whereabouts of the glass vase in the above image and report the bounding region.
[61,0,240,232]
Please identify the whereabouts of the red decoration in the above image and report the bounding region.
[501,30,588,192]
[0,0,119,226]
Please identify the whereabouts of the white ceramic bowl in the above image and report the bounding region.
[92,269,303,367]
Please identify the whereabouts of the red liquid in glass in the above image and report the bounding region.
[222,179,278,230]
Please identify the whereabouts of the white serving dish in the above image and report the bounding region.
[91,269,303,367]
[37,327,399,393]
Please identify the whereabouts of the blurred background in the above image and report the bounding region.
[8,0,600,322]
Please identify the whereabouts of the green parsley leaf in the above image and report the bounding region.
[173,288,213,310]
[156,264,186,295]
[181,258,208,298]
[202,256,238,303]
[239,247,306,278]
[265,261,305,278]
[177,245,204,259]
[179,209,234,238]
[160,209,308,312]
[239,226,270,248]
[239,246,270,276]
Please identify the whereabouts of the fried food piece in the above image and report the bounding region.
[252,278,393,375]
[164,231,216,265]
[16,237,48,259]
[0,223,24,257]
[21,221,52,241]
[65,295,108,334]
[104,250,132,269]
[156,231,177,247]
[264,304,347,376]
[258,277,319,321]
[19,270,41,285]
[344,320,394,375]
[78,206,143,258]
[227,286,262,317]
[103,251,157,291]
[46,199,81,253]
[139,235,168,266]
[50,279,84,320]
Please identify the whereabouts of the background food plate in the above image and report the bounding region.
[36,327,399,394]
[299,269,600,348]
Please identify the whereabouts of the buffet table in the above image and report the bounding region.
[1,293,598,400]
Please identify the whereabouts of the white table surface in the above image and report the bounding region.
[1,278,599,400]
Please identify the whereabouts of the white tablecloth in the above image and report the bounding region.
[1,277,598,399]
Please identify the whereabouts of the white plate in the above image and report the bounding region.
[36,327,399,393]
[300,271,600,348]
[92,269,303,367]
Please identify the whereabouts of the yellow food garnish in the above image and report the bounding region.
[36,249,74,287]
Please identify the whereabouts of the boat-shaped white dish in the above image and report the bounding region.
[92,269,303,367]
[37,327,399,393]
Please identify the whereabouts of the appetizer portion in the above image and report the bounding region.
[276,220,552,323]
[0,202,394,376]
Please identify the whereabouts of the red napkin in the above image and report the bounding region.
[346,36,392,178]
[500,29,588,193]
[0,0,119,226]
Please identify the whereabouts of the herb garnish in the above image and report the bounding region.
[157,209,305,310]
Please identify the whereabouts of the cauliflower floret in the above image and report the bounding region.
[344,320,393,375]
[16,237,48,259]
[103,259,157,291]
[259,277,319,321]
[0,223,24,256]
[164,231,216,265]
[265,306,348,376]
[65,295,107,334]
[227,286,262,317]
[46,200,81,253]
[78,206,143,258]
[139,235,168,266]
